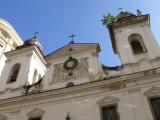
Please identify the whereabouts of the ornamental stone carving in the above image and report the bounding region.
[144,87,160,97]
[50,58,89,84]
[27,108,45,118]
[97,96,119,105]
[63,57,78,70]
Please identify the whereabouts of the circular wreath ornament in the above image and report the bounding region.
[63,57,78,70]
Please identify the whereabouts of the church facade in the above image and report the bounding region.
[0,11,160,120]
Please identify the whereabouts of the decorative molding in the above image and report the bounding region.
[111,15,148,28]
[97,96,119,105]
[127,87,141,94]
[144,87,160,97]
[45,43,99,60]
[0,86,25,95]
[149,56,160,63]
[27,108,45,118]
[10,109,21,115]
[63,57,78,71]
[0,67,160,108]
[5,59,11,63]
[122,62,139,68]
[0,114,7,120]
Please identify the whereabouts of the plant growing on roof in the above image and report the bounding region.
[102,13,119,25]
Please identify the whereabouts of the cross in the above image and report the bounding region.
[117,8,123,12]
[69,34,76,42]
[34,32,39,38]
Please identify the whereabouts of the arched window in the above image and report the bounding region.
[38,74,41,81]
[129,34,146,55]
[0,40,4,52]
[7,63,21,83]
[0,43,3,48]
[32,69,38,84]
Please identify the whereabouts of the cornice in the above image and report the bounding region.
[0,67,159,109]
[109,15,149,29]
[97,96,119,105]
[45,43,100,61]
[4,45,46,66]
[46,48,97,62]
[0,18,23,46]
[144,87,160,97]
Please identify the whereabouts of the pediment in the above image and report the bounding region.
[0,114,7,120]
[27,108,45,118]
[45,43,100,61]
[97,96,119,105]
[144,87,160,97]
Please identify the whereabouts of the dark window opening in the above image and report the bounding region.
[129,34,146,55]
[33,69,38,84]
[151,98,160,120]
[29,117,41,120]
[102,105,119,120]
[7,63,21,83]
[131,40,144,54]
[0,44,3,48]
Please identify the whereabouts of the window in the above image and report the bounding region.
[130,40,144,54]
[29,117,41,120]
[150,98,160,120]
[0,41,4,52]
[101,105,119,120]
[38,74,41,81]
[0,43,3,48]
[129,34,146,54]
[7,63,21,83]
[33,69,38,84]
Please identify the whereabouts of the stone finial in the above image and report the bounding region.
[137,9,142,16]
[66,112,71,120]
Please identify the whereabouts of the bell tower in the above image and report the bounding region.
[105,11,160,69]
[0,18,23,76]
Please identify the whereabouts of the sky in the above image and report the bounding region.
[0,0,160,66]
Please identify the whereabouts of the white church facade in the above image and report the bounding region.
[0,11,160,120]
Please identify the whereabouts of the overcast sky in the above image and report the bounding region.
[0,0,160,66]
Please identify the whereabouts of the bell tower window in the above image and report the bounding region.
[7,63,21,83]
[129,34,146,55]
[32,69,38,84]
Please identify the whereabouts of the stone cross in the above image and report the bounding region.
[69,34,76,43]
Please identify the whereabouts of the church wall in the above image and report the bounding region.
[0,76,159,120]
[43,49,102,90]
[27,51,46,85]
